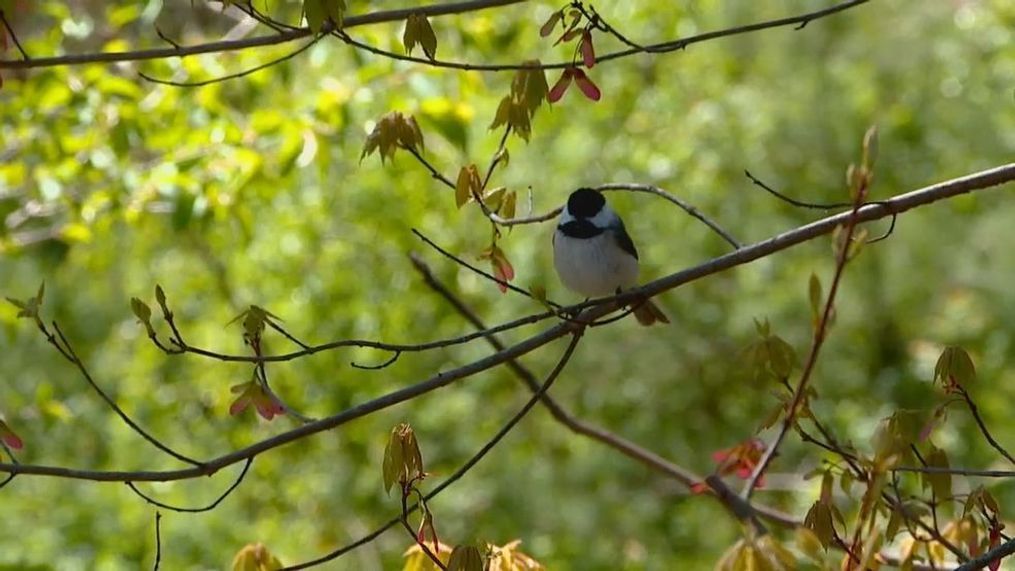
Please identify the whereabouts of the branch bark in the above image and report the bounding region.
[0,164,1011,484]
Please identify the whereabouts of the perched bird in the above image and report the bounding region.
[553,188,669,326]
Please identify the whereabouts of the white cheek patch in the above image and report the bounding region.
[558,203,618,229]
[587,205,619,229]
[558,207,576,225]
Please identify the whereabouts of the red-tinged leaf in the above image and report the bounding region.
[229,395,250,416]
[547,69,573,103]
[0,421,23,450]
[556,27,582,45]
[2,432,22,449]
[493,256,514,293]
[580,30,596,68]
[572,69,601,101]
[255,398,285,420]
[539,10,562,37]
[989,525,1002,571]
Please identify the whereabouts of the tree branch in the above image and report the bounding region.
[0,164,1010,484]
[0,0,867,73]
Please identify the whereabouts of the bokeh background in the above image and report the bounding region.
[1,0,1014,568]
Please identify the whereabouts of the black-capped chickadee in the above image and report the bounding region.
[553,188,669,326]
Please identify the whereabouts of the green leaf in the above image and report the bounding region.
[934,346,976,388]
[484,186,506,211]
[924,446,952,500]
[382,425,404,495]
[447,545,484,571]
[886,505,902,540]
[418,15,437,60]
[500,190,517,220]
[304,0,325,34]
[323,0,345,29]
[803,501,833,549]
[796,527,824,561]
[130,297,152,323]
[455,165,480,208]
[402,14,419,55]
[489,96,512,131]
[539,10,562,37]
[808,273,822,329]
[862,124,878,169]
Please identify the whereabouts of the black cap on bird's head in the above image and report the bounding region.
[566,188,606,219]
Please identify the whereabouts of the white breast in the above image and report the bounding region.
[553,230,639,297]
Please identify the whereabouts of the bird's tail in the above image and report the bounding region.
[631,297,670,326]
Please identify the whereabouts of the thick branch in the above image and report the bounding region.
[0,0,867,73]
[0,0,526,70]
[0,164,1010,483]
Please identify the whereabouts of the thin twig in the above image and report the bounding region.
[400,492,446,569]
[0,9,28,60]
[139,35,322,87]
[153,511,163,570]
[597,183,741,249]
[403,146,457,189]
[745,170,898,243]
[350,350,401,370]
[49,322,204,467]
[956,386,1015,466]
[283,327,584,569]
[408,253,796,526]
[411,227,548,302]
[329,1,869,73]
[742,172,868,498]
[126,459,253,513]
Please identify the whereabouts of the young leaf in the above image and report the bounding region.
[418,15,437,60]
[808,273,822,328]
[795,527,824,560]
[323,0,345,29]
[484,186,506,211]
[403,14,419,56]
[862,124,879,169]
[455,164,480,208]
[130,297,156,336]
[804,501,834,549]
[304,0,325,33]
[0,419,23,450]
[500,190,517,220]
[447,545,484,571]
[231,542,283,571]
[539,10,562,37]
[934,346,976,389]
[489,96,512,131]
[924,446,952,500]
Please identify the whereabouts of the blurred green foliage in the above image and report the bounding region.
[1,0,1014,569]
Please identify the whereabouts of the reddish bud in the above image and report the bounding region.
[689,482,709,494]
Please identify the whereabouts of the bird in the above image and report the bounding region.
[553,188,669,326]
